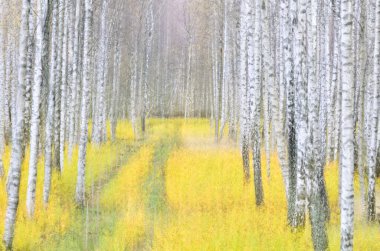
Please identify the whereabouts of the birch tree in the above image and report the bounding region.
[59,0,70,171]
[68,0,82,159]
[250,0,263,206]
[281,0,297,226]
[92,0,109,145]
[0,1,5,178]
[141,0,154,134]
[43,0,58,204]
[367,0,380,223]
[219,0,231,140]
[238,0,250,182]
[261,0,272,177]
[26,0,49,217]
[3,0,31,248]
[75,0,93,207]
[111,26,121,141]
[293,0,307,228]
[340,0,355,249]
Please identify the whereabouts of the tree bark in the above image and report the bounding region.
[3,0,31,248]
[75,0,93,207]
[26,0,49,218]
[340,0,355,249]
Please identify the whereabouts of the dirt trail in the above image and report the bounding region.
[132,127,180,251]
[40,139,143,251]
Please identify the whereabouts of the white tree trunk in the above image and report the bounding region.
[262,0,273,178]
[53,0,65,170]
[3,0,31,248]
[238,0,250,182]
[292,0,308,228]
[23,3,35,153]
[367,0,380,223]
[76,0,93,207]
[59,0,69,172]
[130,50,138,138]
[220,0,231,140]
[0,1,5,177]
[26,0,49,218]
[68,0,82,159]
[340,0,355,249]
[43,0,58,204]
[93,0,108,144]
[111,31,121,141]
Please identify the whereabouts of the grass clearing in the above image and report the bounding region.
[0,119,379,250]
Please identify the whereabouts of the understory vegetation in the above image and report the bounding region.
[0,119,378,250]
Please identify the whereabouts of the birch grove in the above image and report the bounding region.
[0,0,379,250]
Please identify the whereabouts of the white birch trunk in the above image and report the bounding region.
[0,2,5,177]
[340,0,355,249]
[220,0,230,139]
[251,0,263,205]
[43,0,58,204]
[53,0,65,170]
[262,0,272,178]
[23,3,35,153]
[293,0,307,228]
[3,0,31,248]
[68,0,81,159]
[59,0,69,171]
[26,0,49,218]
[367,0,380,223]
[130,50,138,138]
[111,31,121,141]
[76,0,93,207]
[238,0,250,182]
[93,0,108,144]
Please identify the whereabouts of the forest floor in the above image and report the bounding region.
[0,119,379,251]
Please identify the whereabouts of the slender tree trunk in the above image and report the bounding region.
[272,12,289,196]
[26,0,49,218]
[68,0,81,159]
[340,0,355,249]
[0,2,5,178]
[238,0,250,182]
[43,0,58,205]
[250,0,264,206]
[281,0,297,227]
[130,50,138,138]
[23,3,35,156]
[93,0,108,144]
[53,0,65,170]
[59,0,69,172]
[367,0,380,223]
[262,0,271,177]
[293,0,307,228]
[219,0,230,140]
[75,0,93,207]
[111,32,121,141]
[3,0,31,248]
[141,0,154,134]
[306,1,329,248]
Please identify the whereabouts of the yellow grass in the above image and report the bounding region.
[0,119,379,250]
[0,121,134,251]
[152,119,380,250]
[97,145,154,251]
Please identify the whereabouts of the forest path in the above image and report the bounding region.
[83,121,182,251]
[83,139,145,250]
[39,139,144,251]
[134,130,180,250]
